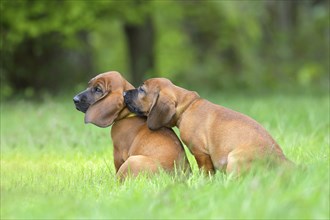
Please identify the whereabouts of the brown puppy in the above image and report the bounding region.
[124,78,292,175]
[73,72,190,180]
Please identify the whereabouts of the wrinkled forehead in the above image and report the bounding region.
[87,73,111,86]
[88,76,101,87]
[88,72,125,91]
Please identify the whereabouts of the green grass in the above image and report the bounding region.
[1,92,329,219]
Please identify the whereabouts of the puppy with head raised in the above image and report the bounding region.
[124,78,292,175]
[73,72,190,180]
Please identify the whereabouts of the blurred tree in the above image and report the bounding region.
[124,16,154,87]
[1,0,328,97]
[1,0,95,95]
[260,0,329,88]
[119,0,155,86]
[0,0,154,95]
[91,0,155,86]
[171,0,329,90]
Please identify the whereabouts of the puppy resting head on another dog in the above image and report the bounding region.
[124,78,199,130]
[124,78,177,130]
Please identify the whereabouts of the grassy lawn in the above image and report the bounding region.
[1,92,329,219]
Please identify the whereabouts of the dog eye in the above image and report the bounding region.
[138,87,145,93]
[94,87,103,93]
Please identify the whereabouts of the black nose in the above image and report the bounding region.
[73,96,80,104]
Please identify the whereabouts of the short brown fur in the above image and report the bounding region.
[74,73,190,180]
[124,78,292,175]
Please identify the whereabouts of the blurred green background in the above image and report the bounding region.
[1,1,329,219]
[1,0,329,98]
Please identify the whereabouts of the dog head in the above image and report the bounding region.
[73,71,133,127]
[124,78,185,130]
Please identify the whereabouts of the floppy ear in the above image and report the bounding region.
[147,91,176,130]
[85,92,124,128]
